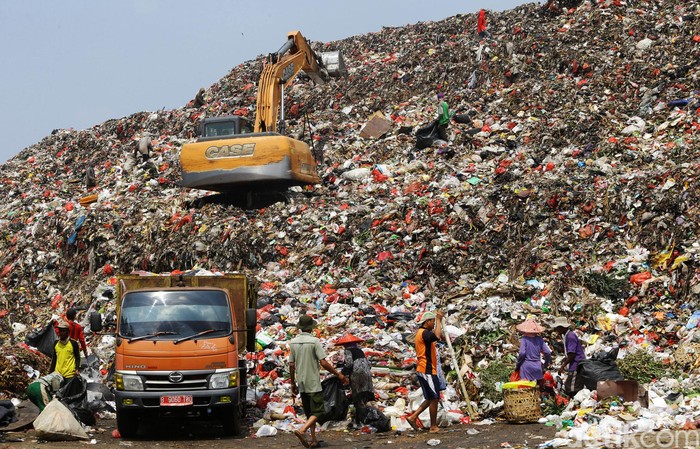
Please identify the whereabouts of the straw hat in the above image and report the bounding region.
[334,333,364,346]
[516,318,545,334]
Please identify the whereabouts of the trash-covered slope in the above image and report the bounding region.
[1,0,699,404]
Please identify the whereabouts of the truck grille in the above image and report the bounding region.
[142,371,210,391]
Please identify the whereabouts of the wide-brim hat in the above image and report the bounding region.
[516,318,544,334]
[57,320,70,330]
[551,316,571,330]
[334,333,364,346]
[296,314,317,331]
[417,311,436,324]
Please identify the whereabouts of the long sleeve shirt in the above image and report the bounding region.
[517,335,552,381]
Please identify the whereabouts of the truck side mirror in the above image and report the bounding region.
[90,312,103,333]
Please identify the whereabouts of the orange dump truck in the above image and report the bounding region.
[91,274,257,437]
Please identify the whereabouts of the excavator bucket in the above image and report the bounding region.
[320,52,346,78]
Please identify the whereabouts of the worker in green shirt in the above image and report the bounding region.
[436,92,455,142]
[290,315,348,448]
[26,372,63,411]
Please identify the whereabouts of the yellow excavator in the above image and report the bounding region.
[180,31,344,192]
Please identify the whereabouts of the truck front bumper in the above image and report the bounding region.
[115,387,241,412]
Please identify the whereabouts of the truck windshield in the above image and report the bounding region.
[119,291,232,340]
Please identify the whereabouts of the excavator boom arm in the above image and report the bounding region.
[254,31,329,133]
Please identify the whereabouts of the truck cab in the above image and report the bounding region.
[92,274,257,438]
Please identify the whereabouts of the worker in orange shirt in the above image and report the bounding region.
[407,310,445,433]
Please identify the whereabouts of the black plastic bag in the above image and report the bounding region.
[26,322,57,357]
[321,376,349,422]
[357,405,391,432]
[0,400,17,427]
[452,113,472,125]
[87,399,115,414]
[590,347,619,363]
[415,120,440,149]
[576,359,624,391]
[57,377,95,426]
[86,381,115,413]
[386,312,415,322]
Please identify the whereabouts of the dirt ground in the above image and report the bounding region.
[0,416,559,449]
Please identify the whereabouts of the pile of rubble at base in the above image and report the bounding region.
[1,0,700,442]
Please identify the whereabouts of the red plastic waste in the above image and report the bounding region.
[630,271,652,285]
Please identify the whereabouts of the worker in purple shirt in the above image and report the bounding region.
[514,317,552,383]
[552,316,586,395]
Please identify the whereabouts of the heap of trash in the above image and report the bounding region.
[1,0,700,444]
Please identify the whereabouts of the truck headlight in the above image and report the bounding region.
[115,373,144,391]
[209,371,238,389]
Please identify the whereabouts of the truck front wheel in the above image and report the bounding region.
[220,402,245,437]
[117,410,139,438]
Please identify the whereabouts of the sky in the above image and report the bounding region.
[0,0,528,164]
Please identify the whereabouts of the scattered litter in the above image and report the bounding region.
[0,2,699,447]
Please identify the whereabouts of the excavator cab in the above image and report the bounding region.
[197,116,254,141]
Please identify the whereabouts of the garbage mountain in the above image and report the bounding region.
[1,1,700,436]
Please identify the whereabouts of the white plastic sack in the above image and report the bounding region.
[383,399,406,418]
[636,38,653,50]
[572,388,592,403]
[255,424,278,437]
[340,167,371,181]
[11,322,27,336]
[391,415,411,432]
[33,398,89,440]
[443,324,465,340]
[436,409,462,427]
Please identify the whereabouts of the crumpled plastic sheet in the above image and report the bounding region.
[0,0,700,441]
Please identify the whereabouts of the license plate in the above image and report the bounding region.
[160,395,193,406]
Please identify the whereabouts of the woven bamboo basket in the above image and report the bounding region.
[503,387,541,423]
